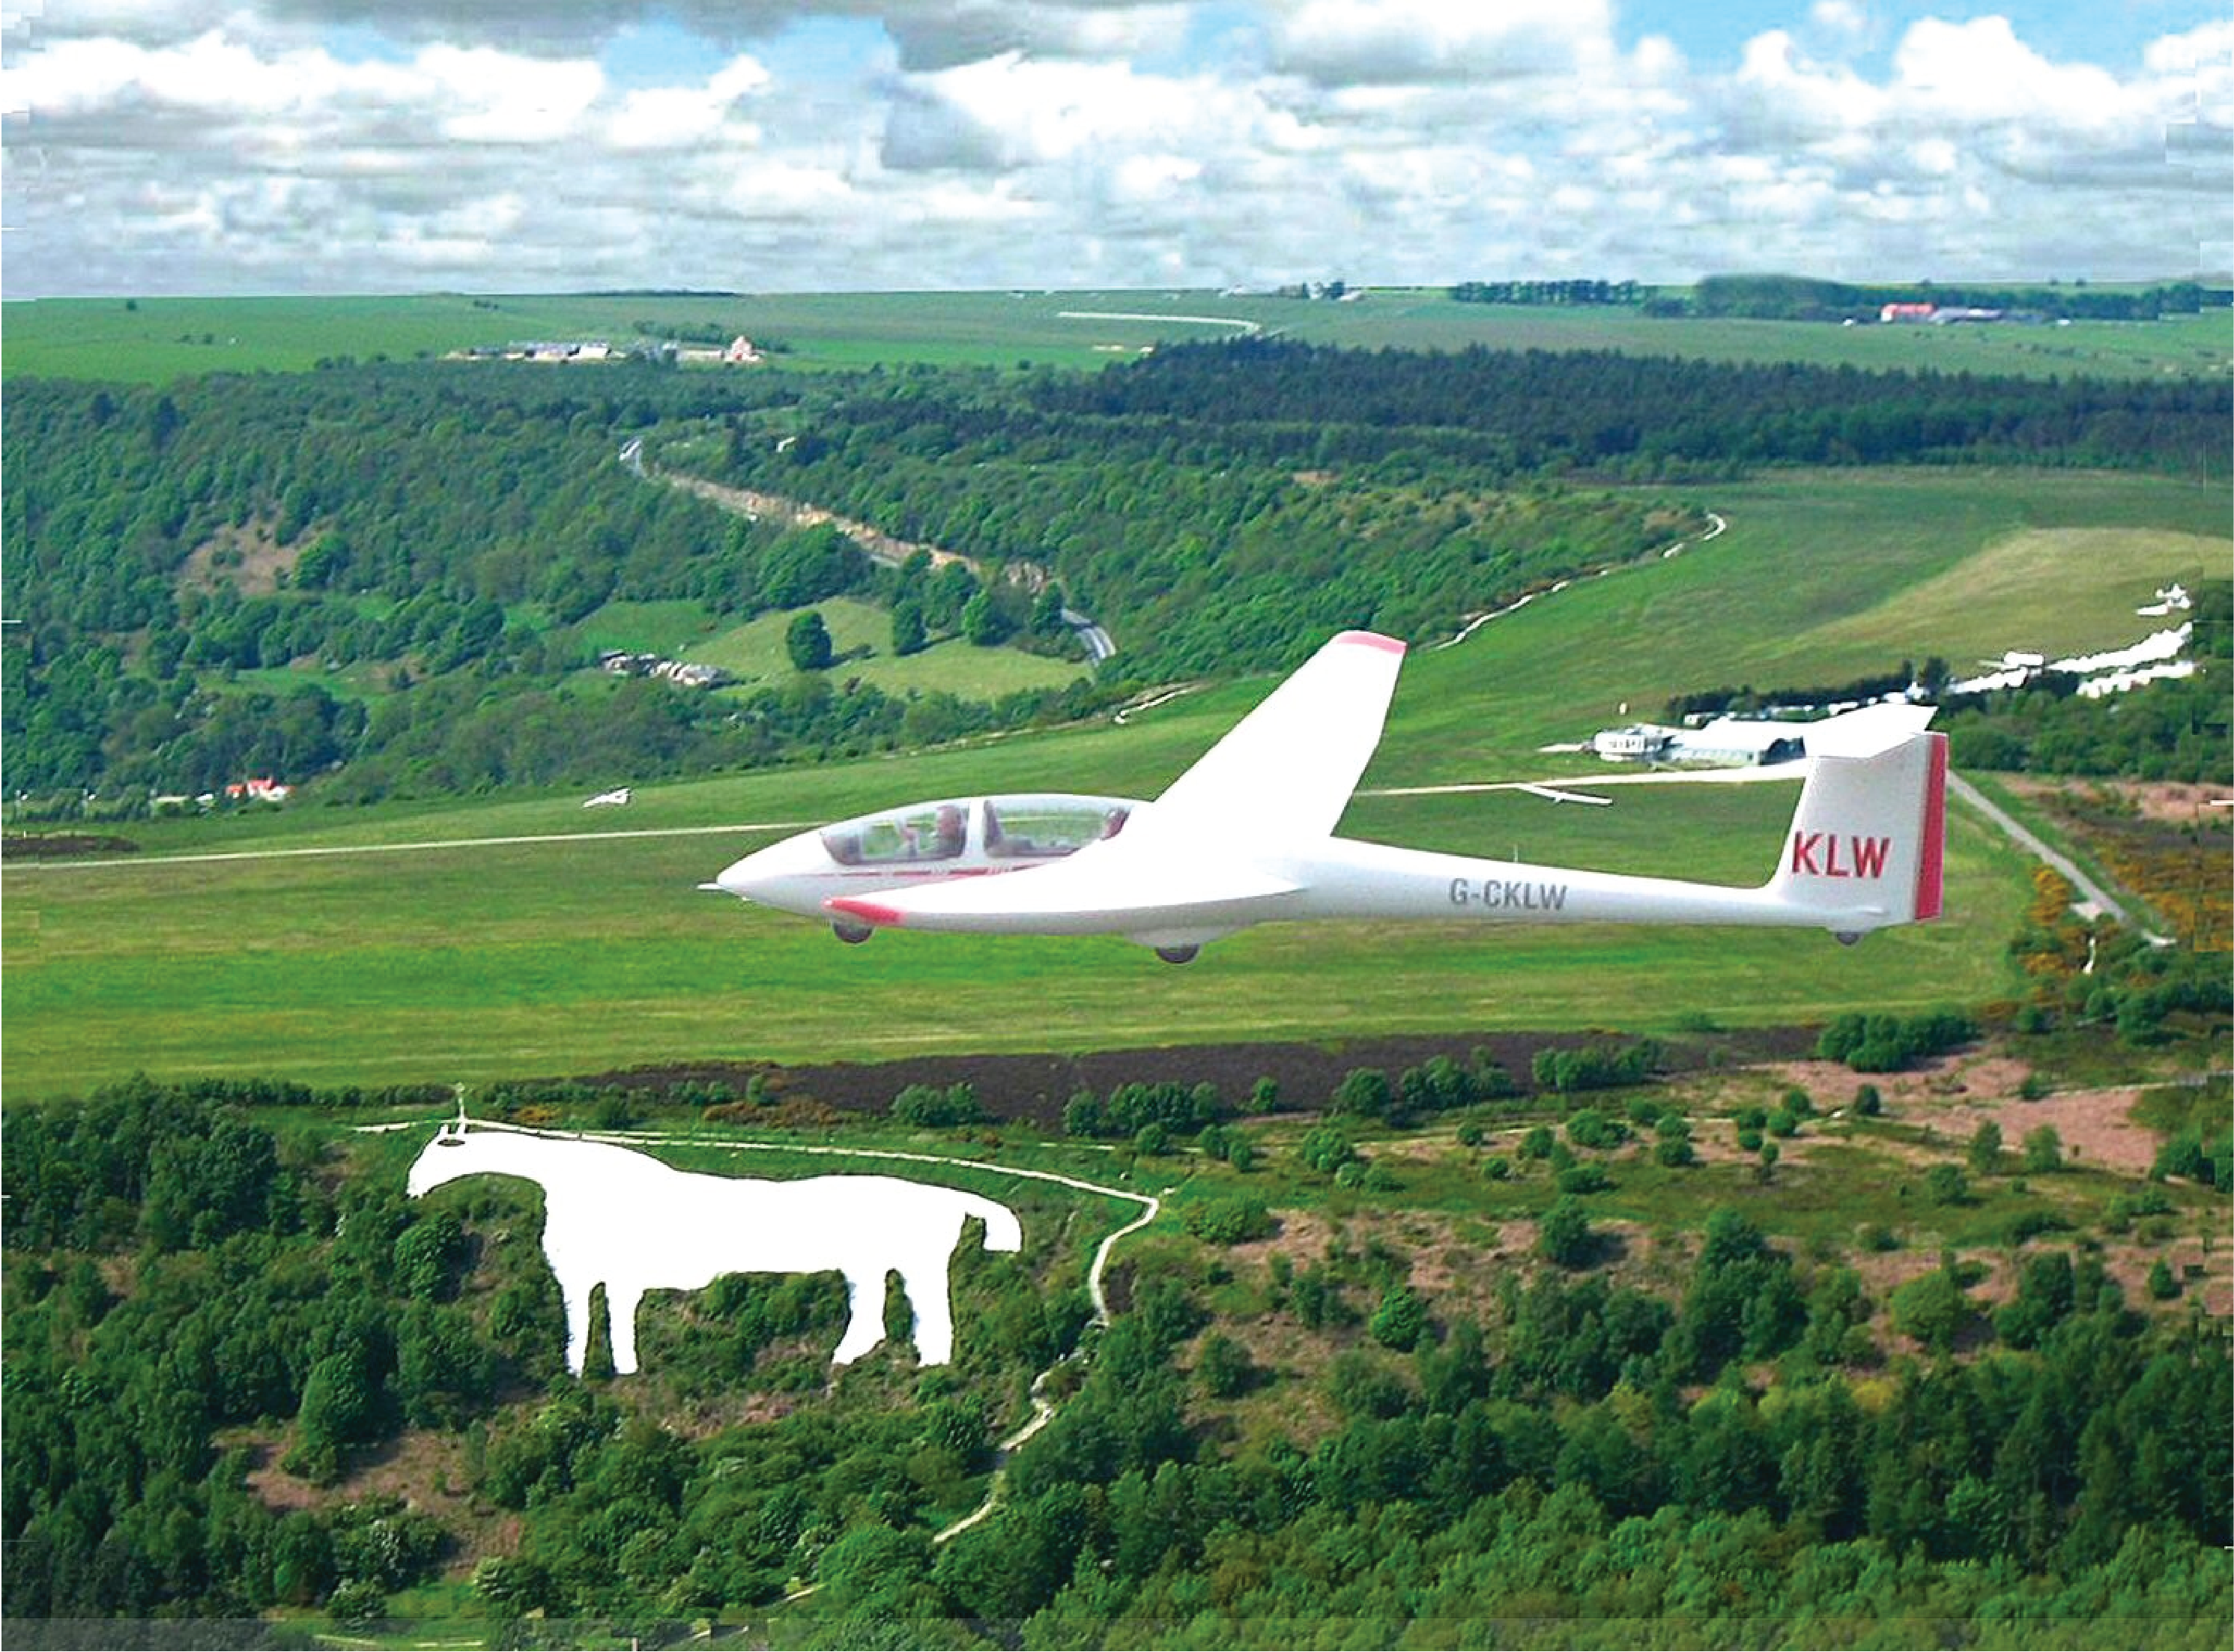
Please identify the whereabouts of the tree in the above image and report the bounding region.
[2022,1125,2064,1174]
[1890,1265,1971,1352]
[961,589,1008,647]
[891,598,927,657]
[1332,1067,1393,1121]
[1196,1332,1255,1397]
[786,609,834,671]
[1539,1197,1593,1268]
[1369,1285,1429,1351]
[1967,1120,2004,1176]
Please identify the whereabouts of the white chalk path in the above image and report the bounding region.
[1055,309,1261,333]
[1431,512,1726,652]
[363,1115,1163,1567]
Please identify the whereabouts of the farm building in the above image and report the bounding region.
[1590,718,1806,766]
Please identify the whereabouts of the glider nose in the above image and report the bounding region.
[709,832,822,912]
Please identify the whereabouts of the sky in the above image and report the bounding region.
[2,1,2228,297]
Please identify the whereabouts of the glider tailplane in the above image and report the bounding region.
[1767,729,1947,932]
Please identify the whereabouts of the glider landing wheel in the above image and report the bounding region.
[1832,931,1862,948]
[832,919,875,945]
[1154,944,1200,966]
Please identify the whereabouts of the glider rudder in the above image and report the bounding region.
[1768,728,1948,932]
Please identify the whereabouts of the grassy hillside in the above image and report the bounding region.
[22,464,2221,1095]
[7,289,2227,385]
[1369,468,2226,787]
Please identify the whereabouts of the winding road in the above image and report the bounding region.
[647,459,1118,662]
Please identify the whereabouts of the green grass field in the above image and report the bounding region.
[1368,468,2227,786]
[21,465,2217,1098]
[8,289,2227,384]
[0,796,2024,1096]
[691,599,1088,697]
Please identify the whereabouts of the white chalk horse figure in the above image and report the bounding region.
[407,1122,1023,1376]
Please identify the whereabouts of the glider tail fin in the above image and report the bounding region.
[1767,725,1947,932]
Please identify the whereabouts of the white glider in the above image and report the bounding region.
[712,631,1946,964]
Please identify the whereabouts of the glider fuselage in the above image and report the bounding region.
[709,630,1946,961]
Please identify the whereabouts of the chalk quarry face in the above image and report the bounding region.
[408,1125,1022,1375]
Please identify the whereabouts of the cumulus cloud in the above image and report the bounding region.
[1268,0,1617,87]
[3,1,2226,295]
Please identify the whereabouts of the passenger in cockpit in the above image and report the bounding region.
[933,805,966,857]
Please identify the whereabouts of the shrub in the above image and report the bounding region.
[1519,1125,1558,1161]
[1299,1126,1358,1176]
[1654,1137,1697,1169]
[2021,1125,2064,1174]
[1537,1196,1594,1268]
[892,1081,983,1128]
[1332,1067,1395,1120]
[1925,1164,1970,1206]
[1564,1107,1628,1150]
[1182,1194,1276,1245]
[1557,1164,1611,1195]
[1817,1008,1977,1072]
[1480,1155,1513,1181]
[1966,1121,2003,1176]
[1398,1055,1478,1118]
[1368,1285,1429,1351]
[1890,1268,1971,1352]
[1196,1331,1256,1397]
[1852,1084,1883,1117]
[1534,1041,1660,1094]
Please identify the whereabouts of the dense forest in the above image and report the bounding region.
[5,341,2227,808]
[1,369,1112,805]
[4,1074,2228,1646]
[1033,339,2230,479]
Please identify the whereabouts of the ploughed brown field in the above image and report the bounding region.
[568,1026,1820,1128]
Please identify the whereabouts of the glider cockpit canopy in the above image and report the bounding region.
[818,794,1134,868]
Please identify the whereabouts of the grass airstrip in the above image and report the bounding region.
[10,467,2223,1099]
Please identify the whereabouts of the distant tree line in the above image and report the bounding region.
[1683,273,2229,323]
[1450,280,1644,306]
[1043,339,2230,480]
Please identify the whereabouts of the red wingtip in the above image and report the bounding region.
[1333,630,1407,656]
[1914,734,1947,922]
[825,897,906,928]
